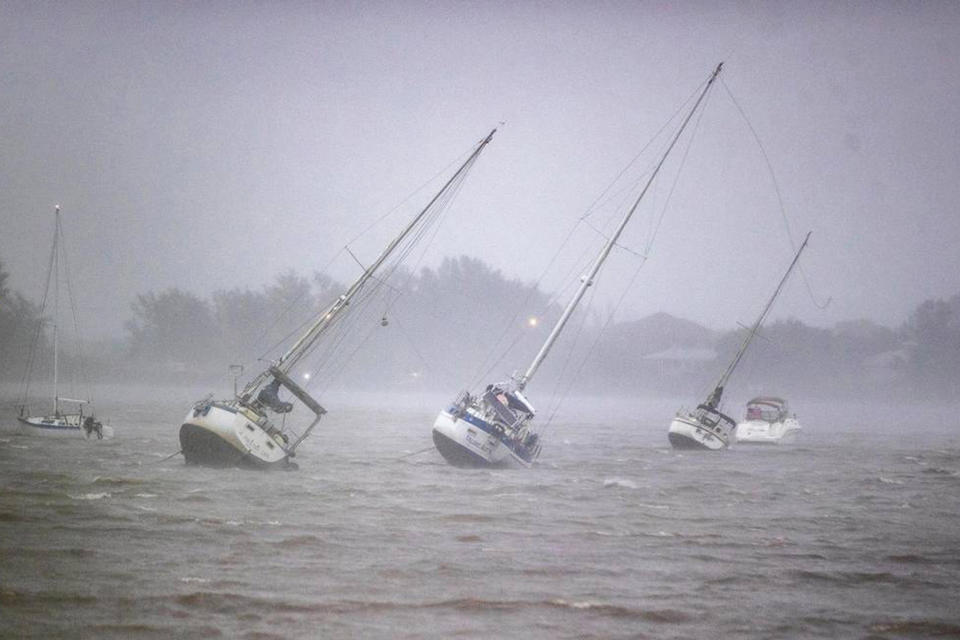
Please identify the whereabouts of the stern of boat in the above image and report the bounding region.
[180,401,291,469]
[668,412,730,451]
[432,409,507,468]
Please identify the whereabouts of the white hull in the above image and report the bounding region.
[667,414,730,451]
[180,402,293,469]
[735,418,801,445]
[17,415,114,439]
[432,410,514,468]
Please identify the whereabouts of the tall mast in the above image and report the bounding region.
[518,63,724,390]
[52,205,60,416]
[706,231,811,407]
[243,128,497,396]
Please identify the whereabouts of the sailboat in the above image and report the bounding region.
[667,232,811,450]
[432,63,725,468]
[16,206,112,439]
[179,129,496,469]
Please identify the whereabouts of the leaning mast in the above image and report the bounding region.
[518,63,724,391]
[705,231,811,407]
[241,129,497,398]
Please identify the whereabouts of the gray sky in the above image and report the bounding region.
[2,1,959,339]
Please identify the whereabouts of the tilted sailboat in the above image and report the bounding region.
[180,129,496,468]
[432,63,725,468]
[16,206,112,439]
[667,232,811,450]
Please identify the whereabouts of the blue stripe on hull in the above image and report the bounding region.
[453,411,537,465]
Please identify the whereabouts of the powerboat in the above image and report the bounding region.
[734,396,801,444]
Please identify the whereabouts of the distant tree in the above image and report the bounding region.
[904,295,960,397]
[833,319,899,361]
[0,258,9,300]
[0,258,44,381]
[211,270,342,367]
[126,288,219,371]
[715,318,836,395]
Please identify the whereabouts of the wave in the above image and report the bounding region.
[869,620,960,636]
[165,592,691,623]
[602,478,637,489]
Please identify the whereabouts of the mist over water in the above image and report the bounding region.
[2,388,959,638]
[3,2,960,637]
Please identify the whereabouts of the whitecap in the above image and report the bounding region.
[552,598,605,610]
[69,492,110,500]
[180,576,210,583]
[879,476,904,485]
[603,478,637,489]
[134,493,157,498]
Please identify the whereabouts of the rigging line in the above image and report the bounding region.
[470,238,602,388]
[344,246,368,273]
[643,77,715,257]
[19,209,59,405]
[276,129,498,380]
[464,80,711,388]
[312,305,383,398]
[58,216,90,405]
[304,279,392,384]
[582,217,649,260]
[579,79,707,221]
[249,247,348,360]
[543,249,648,431]
[540,277,602,435]
[471,321,530,390]
[147,449,183,465]
[342,144,476,248]
[257,304,323,363]
[382,176,469,316]
[379,157,480,316]
[340,168,463,328]
[720,77,831,310]
[387,309,460,381]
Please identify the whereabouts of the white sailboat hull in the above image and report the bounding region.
[667,413,730,451]
[180,402,293,469]
[17,414,114,439]
[735,418,801,444]
[432,410,515,468]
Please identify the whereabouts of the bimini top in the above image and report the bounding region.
[746,396,787,409]
[745,397,789,422]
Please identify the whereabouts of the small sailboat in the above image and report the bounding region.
[433,63,726,468]
[179,129,497,469]
[16,206,112,440]
[667,232,811,450]
[734,396,802,444]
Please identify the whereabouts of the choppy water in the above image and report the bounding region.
[2,390,959,639]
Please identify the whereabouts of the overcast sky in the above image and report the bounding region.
[2,1,959,339]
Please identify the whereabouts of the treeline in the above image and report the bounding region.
[0,259,44,383]
[3,254,960,400]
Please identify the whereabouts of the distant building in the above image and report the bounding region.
[642,346,717,378]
